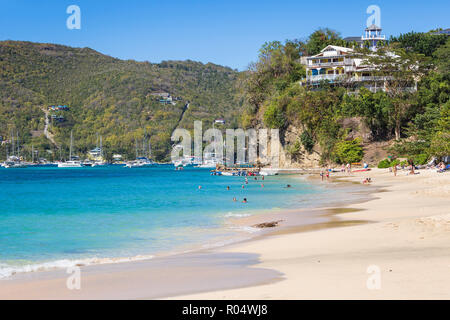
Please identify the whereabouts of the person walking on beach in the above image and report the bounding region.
[320,171,324,181]
[409,160,415,175]
[393,165,397,177]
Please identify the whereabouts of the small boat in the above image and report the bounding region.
[260,169,279,176]
[58,131,82,168]
[125,157,154,168]
[58,160,82,168]
[2,156,28,169]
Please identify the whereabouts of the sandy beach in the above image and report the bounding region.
[0,168,449,299]
[172,168,450,300]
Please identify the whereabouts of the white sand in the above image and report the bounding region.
[171,169,450,300]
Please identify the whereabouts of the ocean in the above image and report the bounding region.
[0,165,343,278]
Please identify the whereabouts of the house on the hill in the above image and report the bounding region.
[304,44,392,92]
[430,28,450,36]
[302,25,416,93]
[49,105,69,111]
[150,92,178,105]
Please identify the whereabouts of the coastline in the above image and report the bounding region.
[0,168,448,299]
[0,172,371,299]
[172,168,450,300]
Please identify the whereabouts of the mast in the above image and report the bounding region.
[100,135,103,158]
[69,131,73,160]
[32,145,34,163]
[11,130,15,157]
[135,138,138,159]
[17,131,19,157]
[148,139,152,159]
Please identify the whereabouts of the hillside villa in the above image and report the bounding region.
[302,25,399,92]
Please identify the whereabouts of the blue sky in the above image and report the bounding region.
[0,0,448,70]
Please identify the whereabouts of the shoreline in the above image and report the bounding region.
[0,172,373,299]
[1,168,448,299]
[172,168,450,300]
[0,172,365,280]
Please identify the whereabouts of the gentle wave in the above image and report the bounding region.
[0,254,154,279]
[224,212,251,218]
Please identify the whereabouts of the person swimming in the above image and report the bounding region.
[233,197,237,202]
[227,186,230,190]
[242,198,247,203]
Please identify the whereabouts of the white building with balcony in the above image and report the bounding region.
[303,44,390,92]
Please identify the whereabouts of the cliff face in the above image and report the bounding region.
[267,118,383,168]
[278,125,322,168]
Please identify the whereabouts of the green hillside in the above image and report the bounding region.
[0,41,242,161]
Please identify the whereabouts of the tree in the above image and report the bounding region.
[333,138,364,164]
[429,100,450,157]
[305,28,345,55]
[434,38,450,78]
[242,40,305,115]
[361,47,432,140]
[390,31,448,57]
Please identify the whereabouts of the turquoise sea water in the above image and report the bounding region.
[0,165,335,277]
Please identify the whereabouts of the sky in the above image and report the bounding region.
[0,0,448,70]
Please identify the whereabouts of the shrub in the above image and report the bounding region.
[333,138,364,164]
[300,131,315,153]
[263,103,286,129]
[287,140,302,156]
[378,159,392,168]
[412,153,429,165]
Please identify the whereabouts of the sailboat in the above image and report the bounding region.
[58,131,82,168]
[2,131,28,168]
[125,136,155,168]
[92,135,107,167]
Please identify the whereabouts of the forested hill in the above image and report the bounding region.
[0,41,242,161]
